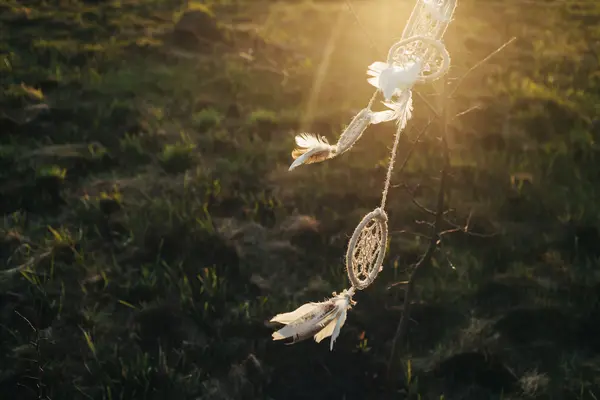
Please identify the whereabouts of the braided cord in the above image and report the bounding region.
[379,116,405,211]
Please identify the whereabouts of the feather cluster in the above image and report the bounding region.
[371,90,414,131]
[270,288,356,351]
[367,60,422,101]
[289,133,334,171]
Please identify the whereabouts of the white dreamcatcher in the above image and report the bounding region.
[271,0,458,351]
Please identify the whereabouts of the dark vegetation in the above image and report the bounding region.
[1,0,600,398]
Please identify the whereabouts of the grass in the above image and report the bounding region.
[1,0,600,399]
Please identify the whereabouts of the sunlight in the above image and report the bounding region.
[300,11,345,132]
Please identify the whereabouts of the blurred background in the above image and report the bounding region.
[1,0,600,399]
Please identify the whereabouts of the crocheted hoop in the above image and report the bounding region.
[346,208,389,290]
[386,35,451,83]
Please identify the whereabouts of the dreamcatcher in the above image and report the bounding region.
[271,0,457,351]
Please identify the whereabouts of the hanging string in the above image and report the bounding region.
[367,90,379,110]
[379,112,405,210]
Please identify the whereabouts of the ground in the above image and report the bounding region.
[1,0,600,399]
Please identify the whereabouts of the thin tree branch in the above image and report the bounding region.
[401,184,452,216]
[385,36,516,384]
[415,91,442,118]
[452,104,482,120]
[414,219,435,228]
[395,119,435,174]
[449,37,517,98]
[389,230,432,240]
[386,78,450,384]
[387,280,410,290]
[441,216,499,238]
[344,0,385,56]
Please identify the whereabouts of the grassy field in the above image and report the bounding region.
[1,0,600,399]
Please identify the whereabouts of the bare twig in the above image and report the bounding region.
[414,219,435,228]
[389,230,432,241]
[415,91,442,118]
[441,216,499,238]
[452,104,482,120]
[386,78,450,383]
[344,0,384,56]
[387,280,410,290]
[401,184,452,216]
[409,196,437,215]
[394,119,435,175]
[449,37,517,98]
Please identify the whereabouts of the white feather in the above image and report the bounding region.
[271,302,336,341]
[295,133,329,148]
[330,307,348,351]
[369,90,413,129]
[314,318,337,343]
[402,60,422,84]
[288,147,329,171]
[288,133,335,171]
[367,61,388,77]
[270,289,355,350]
[393,90,413,130]
[273,314,331,342]
[370,110,396,125]
[367,60,422,100]
[367,77,379,87]
[270,303,320,325]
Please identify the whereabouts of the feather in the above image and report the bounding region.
[370,110,396,125]
[270,302,320,325]
[290,314,337,344]
[367,77,379,87]
[367,61,388,76]
[295,133,329,148]
[270,289,356,350]
[401,60,422,86]
[289,133,335,171]
[314,295,350,350]
[271,301,336,341]
[314,318,338,344]
[392,90,413,130]
[289,147,333,171]
[330,307,348,351]
[367,60,422,100]
[369,90,413,128]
